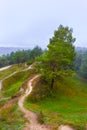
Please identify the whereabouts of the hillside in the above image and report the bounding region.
[24,74,87,130]
[0,65,87,129]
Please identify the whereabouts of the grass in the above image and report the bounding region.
[0,63,27,80]
[1,64,87,129]
[2,69,35,98]
[0,64,36,108]
[24,74,87,130]
[0,64,26,106]
[0,64,36,130]
[0,103,26,130]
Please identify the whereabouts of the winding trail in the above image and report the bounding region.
[0,65,12,71]
[0,71,18,90]
[18,74,74,130]
[18,75,75,130]
[0,65,74,130]
[18,75,50,130]
[0,65,12,90]
[0,64,33,104]
[0,64,33,90]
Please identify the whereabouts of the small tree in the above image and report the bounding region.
[14,51,22,66]
[30,46,43,61]
[36,25,76,89]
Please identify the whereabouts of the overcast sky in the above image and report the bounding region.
[0,0,87,48]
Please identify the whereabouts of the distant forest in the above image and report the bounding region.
[0,46,43,67]
[74,47,87,79]
[0,45,87,80]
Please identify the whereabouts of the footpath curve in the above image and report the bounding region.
[18,75,50,130]
[18,75,74,130]
[0,65,33,90]
[0,65,74,130]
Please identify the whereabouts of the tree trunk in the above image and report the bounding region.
[50,78,54,89]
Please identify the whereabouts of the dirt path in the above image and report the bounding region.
[0,64,74,130]
[0,64,33,90]
[0,65,12,90]
[0,71,18,90]
[0,65,12,71]
[18,75,75,130]
[18,75,51,130]
[58,125,74,130]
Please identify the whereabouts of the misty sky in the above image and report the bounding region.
[0,0,87,48]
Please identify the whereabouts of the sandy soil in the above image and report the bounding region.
[58,125,74,130]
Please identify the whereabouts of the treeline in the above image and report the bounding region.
[74,48,87,79]
[0,46,43,67]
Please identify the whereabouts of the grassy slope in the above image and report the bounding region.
[0,103,26,130]
[0,64,26,106]
[24,75,87,130]
[0,64,26,80]
[2,69,34,98]
[1,64,87,129]
[0,65,36,130]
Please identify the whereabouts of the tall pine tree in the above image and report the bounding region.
[36,25,76,89]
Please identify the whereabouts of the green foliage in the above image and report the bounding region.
[14,51,23,65]
[50,25,76,44]
[74,50,82,72]
[36,25,76,88]
[79,51,87,78]
[74,50,87,79]
[0,55,9,67]
[30,46,43,61]
[0,46,43,67]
